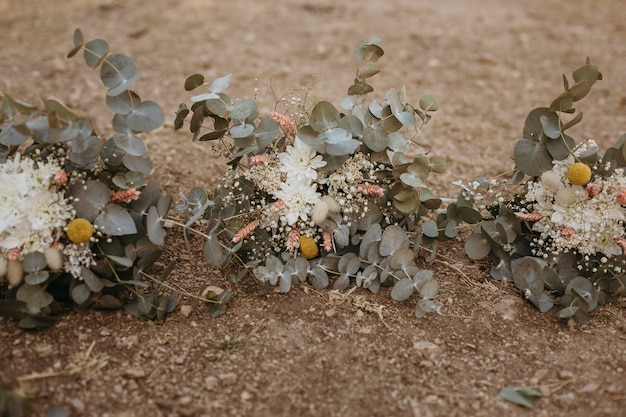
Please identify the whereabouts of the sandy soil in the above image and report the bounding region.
[1,0,625,416]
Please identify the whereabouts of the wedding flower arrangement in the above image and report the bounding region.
[461,59,625,323]
[174,39,471,317]
[0,30,173,328]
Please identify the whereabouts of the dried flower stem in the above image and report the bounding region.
[232,220,260,243]
[514,211,543,222]
[110,187,141,204]
[270,111,296,138]
[357,183,385,197]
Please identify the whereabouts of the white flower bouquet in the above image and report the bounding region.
[462,59,625,323]
[175,39,461,317]
[0,30,172,328]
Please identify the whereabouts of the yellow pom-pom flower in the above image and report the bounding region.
[567,162,592,186]
[299,236,319,259]
[66,218,93,243]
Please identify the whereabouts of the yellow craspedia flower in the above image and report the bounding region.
[66,218,93,243]
[567,162,592,186]
[299,236,319,259]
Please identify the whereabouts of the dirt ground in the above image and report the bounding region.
[1,0,626,416]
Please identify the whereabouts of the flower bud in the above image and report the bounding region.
[44,247,64,271]
[0,257,7,278]
[7,260,24,288]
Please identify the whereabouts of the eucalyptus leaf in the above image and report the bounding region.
[70,179,110,221]
[113,132,146,156]
[309,101,340,132]
[16,284,54,313]
[391,278,415,301]
[209,74,232,93]
[95,204,138,236]
[379,225,409,256]
[127,101,165,132]
[184,73,205,91]
[499,387,542,409]
[100,54,137,93]
[84,38,109,68]
[81,267,105,292]
[71,283,92,305]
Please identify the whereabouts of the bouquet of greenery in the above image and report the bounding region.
[462,59,625,323]
[0,30,173,328]
[174,39,473,317]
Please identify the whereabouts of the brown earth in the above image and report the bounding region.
[1,0,626,416]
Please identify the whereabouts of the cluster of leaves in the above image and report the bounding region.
[170,38,474,317]
[0,30,174,328]
[464,59,626,323]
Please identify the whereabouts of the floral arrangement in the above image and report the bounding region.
[461,59,625,323]
[174,39,468,317]
[0,30,173,328]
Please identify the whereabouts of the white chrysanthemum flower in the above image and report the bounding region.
[279,138,326,183]
[273,180,321,225]
[0,154,73,257]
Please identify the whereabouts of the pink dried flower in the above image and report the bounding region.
[322,232,334,253]
[357,184,385,197]
[270,111,296,138]
[232,220,260,243]
[616,237,626,254]
[7,247,22,262]
[53,169,68,185]
[286,228,300,254]
[616,189,626,206]
[250,155,270,165]
[586,182,602,198]
[514,211,543,222]
[110,187,141,204]
[561,227,576,237]
[271,199,287,212]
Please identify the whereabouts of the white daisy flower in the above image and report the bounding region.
[273,180,321,225]
[279,138,327,184]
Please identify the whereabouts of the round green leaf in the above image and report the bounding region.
[100,54,138,94]
[230,123,254,139]
[70,179,110,221]
[256,117,279,148]
[419,95,439,112]
[391,278,415,301]
[310,101,340,132]
[81,267,105,292]
[420,279,438,300]
[380,225,409,256]
[464,231,491,260]
[400,172,422,187]
[184,73,205,91]
[421,220,439,238]
[389,248,415,269]
[230,99,257,121]
[106,90,140,115]
[308,266,329,289]
[513,138,553,177]
[84,38,109,68]
[22,252,47,273]
[209,74,232,93]
[147,206,166,245]
[95,204,138,236]
[16,284,54,313]
[71,283,92,305]
[122,154,153,174]
[512,257,545,296]
[25,271,49,286]
[113,132,146,156]
[127,101,164,132]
